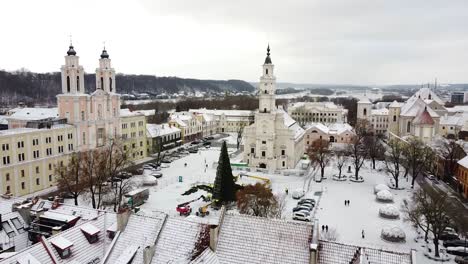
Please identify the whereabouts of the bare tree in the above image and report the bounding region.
[81,148,110,209]
[236,125,244,150]
[55,153,85,206]
[335,149,348,179]
[403,137,434,187]
[435,138,465,180]
[364,134,384,169]
[347,119,370,181]
[104,140,135,212]
[402,188,456,258]
[307,139,331,181]
[384,139,406,189]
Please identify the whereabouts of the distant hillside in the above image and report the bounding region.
[0,70,255,106]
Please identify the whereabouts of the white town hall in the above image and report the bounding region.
[242,46,305,170]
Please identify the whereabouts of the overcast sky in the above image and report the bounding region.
[1,0,467,85]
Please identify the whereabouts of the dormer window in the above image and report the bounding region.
[107,222,117,239]
[50,236,74,259]
[266,69,268,75]
[80,223,100,244]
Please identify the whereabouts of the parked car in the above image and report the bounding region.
[447,247,468,257]
[151,172,163,178]
[298,198,316,206]
[292,189,305,199]
[205,136,214,140]
[455,256,468,264]
[143,164,154,170]
[426,174,436,181]
[292,205,312,213]
[191,140,201,145]
[188,148,198,154]
[160,163,170,168]
[441,231,460,241]
[161,159,171,163]
[292,211,312,222]
[444,240,468,248]
[298,201,314,209]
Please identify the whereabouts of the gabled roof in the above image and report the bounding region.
[277,108,305,140]
[151,217,204,263]
[413,107,435,125]
[318,240,413,264]
[190,248,219,264]
[457,155,468,169]
[306,123,329,134]
[358,97,371,104]
[400,97,438,118]
[215,214,313,264]
[146,123,181,138]
[409,87,444,105]
[388,100,401,108]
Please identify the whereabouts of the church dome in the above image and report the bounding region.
[264,44,272,64]
[67,45,76,56]
[100,49,109,59]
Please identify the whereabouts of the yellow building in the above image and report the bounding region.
[120,109,147,161]
[0,123,76,196]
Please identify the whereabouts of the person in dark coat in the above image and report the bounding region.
[325,225,329,232]
[322,225,325,232]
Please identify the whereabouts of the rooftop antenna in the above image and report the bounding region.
[69,34,73,46]
[103,41,106,50]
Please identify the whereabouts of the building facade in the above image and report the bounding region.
[242,46,305,170]
[146,123,182,154]
[57,46,121,151]
[0,123,76,196]
[288,102,347,127]
[188,109,255,134]
[120,109,147,160]
[457,156,468,198]
[304,123,354,148]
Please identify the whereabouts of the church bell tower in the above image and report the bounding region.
[258,45,276,113]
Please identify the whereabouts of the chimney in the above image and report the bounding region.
[143,245,156,264]
[116,209,131,232]
[309,219,320,264]
[209,206,227,251]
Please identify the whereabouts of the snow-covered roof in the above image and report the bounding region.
[215,214,313,264]
[413,108,435,125]
[400,97,439,118]
[409,87,444,105]
[0,211,29,252]
[457,156,468,168]
[278,108,305,140]
[358,97,371,104]
[190,248,219,264]
[189,108,254,117]
[50,236,73,249]
[306,123,329,134]
[105,212,166,264]
[371,108,388,116]
[120,108,145,117]
[440,113,465,127]
[288,102,344,111]
[146,123,181,138]
[41,211,80,223]
[0,115,8,125]
[7,107,58,121]
[388,100,402,108]
[318,240,413,264]
[328,123,353,135]
[80,223,100,235]
[151,217,203,263]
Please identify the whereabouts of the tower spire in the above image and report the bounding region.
[264,44,272,64]
[67,35,76,56]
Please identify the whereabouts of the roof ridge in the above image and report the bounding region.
[224,212,313,227]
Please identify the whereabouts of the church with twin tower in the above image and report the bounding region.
[57,44,121,150]
[243,46,305,170]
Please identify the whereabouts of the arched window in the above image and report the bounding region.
[363,108,367,116]
[76,76,80,92]
[264,108,267,113]
[109,77,113,92]
[266,69,268,75]
[66,76,70,92]
[100,77,104,89]
[264,90,267,94]
[407,121,411,133]
[393,115,396,122]
[428,94,432,100]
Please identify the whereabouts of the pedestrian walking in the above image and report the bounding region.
[325,225,329,232]
[348,200,350,206]
[285,188,289,195]
[322,225,325,232]
[344,200,346,206]
[362,229,365,239]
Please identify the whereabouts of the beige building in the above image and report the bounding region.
[189,108,255,134]
[288,102,347,126]
[358,87,447,143]
[0,122,76,196]
[304,123,354,148]
[120,109,147,161]
[169,112,203,143]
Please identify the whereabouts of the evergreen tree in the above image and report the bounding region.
[213,141,236,203]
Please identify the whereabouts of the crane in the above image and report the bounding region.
[237,173,271,188]
[176,195,209,216]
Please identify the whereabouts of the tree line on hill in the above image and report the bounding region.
[0,69,254,106]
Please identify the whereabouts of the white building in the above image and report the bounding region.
[288,102,347,126]
[242,46,305,170]
[188,108,254,134]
